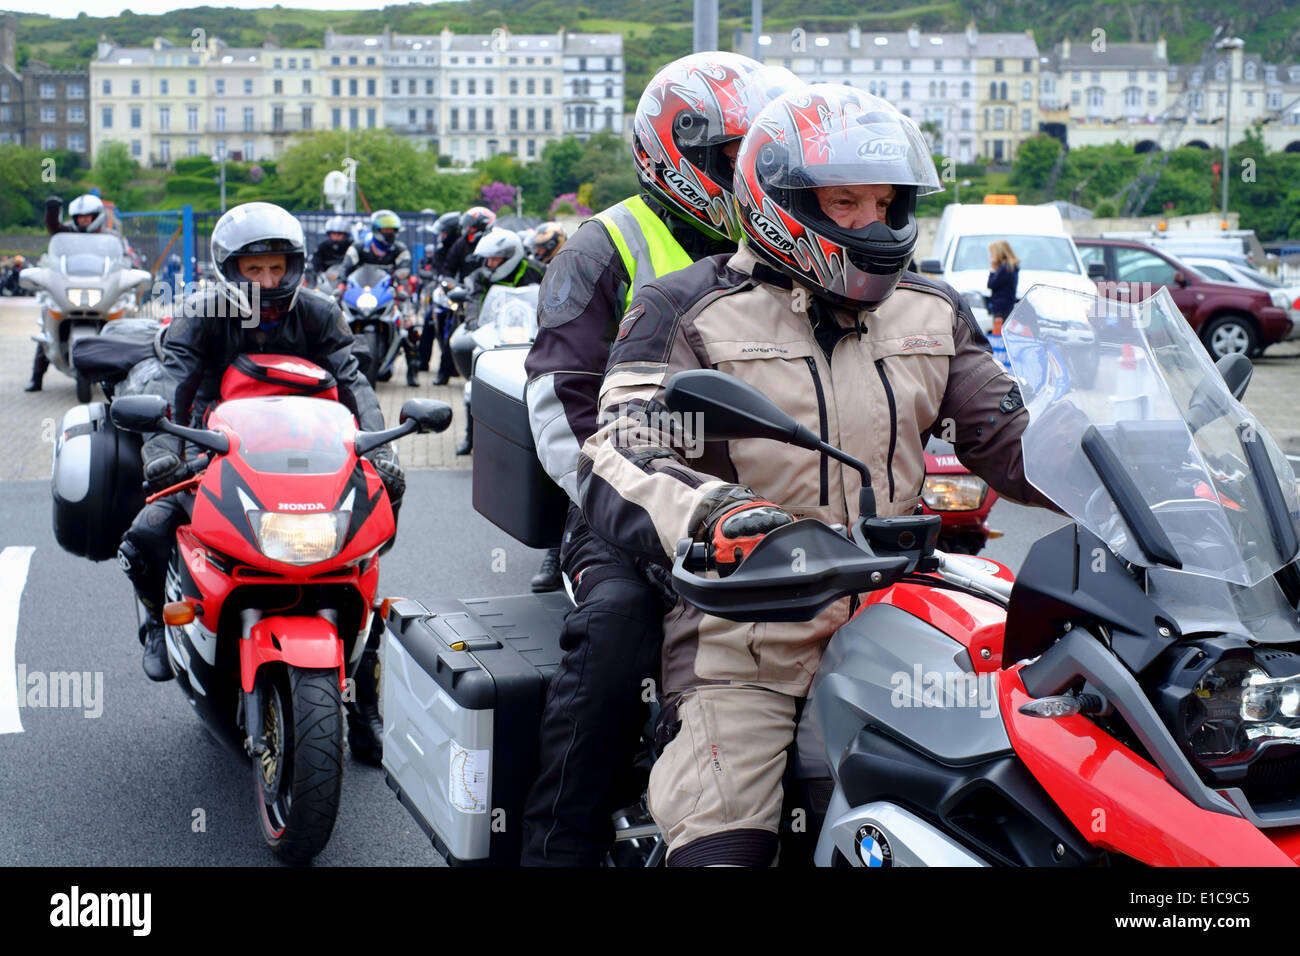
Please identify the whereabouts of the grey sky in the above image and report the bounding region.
[4,1,424,16]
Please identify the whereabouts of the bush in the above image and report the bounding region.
[172,156,215,176]
[163,175,219,198]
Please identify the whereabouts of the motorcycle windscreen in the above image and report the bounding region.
[1004,285,1300,588]
[213,396,355,475]
[349,264,391,294]
[477,284,539,346]
[46,233,129,277]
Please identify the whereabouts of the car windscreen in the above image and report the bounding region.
[953,235,1081,274]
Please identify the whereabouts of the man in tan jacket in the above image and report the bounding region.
[579,86,1052,865]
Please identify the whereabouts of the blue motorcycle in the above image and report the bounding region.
[341,264,409,386]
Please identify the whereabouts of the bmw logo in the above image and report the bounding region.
[856,824,892,868]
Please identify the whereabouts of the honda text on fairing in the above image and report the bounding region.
[20,232,153,402]
[109,356,451,863]
[382,286,1300,866]
[341,264,413,386]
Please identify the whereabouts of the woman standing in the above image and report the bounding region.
[986,240,1020,335]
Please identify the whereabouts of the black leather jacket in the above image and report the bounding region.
[144,287,384,463]
[312,237,351,275]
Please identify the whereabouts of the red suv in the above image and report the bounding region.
[1075,238,1293,359]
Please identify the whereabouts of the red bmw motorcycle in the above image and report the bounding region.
[664,286,1300,866]
[110,355,451,863]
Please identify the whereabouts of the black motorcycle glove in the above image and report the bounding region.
[364,443,405,508]
[143,452,198,495]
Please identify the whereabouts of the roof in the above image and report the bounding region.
[1054,42,1166,69]
[738,29,1035,59]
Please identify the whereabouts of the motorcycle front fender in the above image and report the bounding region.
[240,614,345,693]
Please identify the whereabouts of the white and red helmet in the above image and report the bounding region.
[633,52,799,242]
[734,85,943,308]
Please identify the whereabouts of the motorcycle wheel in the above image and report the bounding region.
[75,373,92,404]
[253,665,344,865]
[363,328,381,387]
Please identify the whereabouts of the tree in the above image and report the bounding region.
[1009,134,1063,194]
[589,169,640,210]
[0,143,43,227]
[91,141,138,197]
[537,137,584,199]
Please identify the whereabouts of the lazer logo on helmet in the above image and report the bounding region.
[663,167,709,210]
[857,140,908,160]
[747,209,795,254]
[277,502,326,511]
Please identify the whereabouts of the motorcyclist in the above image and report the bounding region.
[311,215,352,278]
[580,86,1054,865]
[527,221,566,268]
[452,227,545,457]
[116,201,402,765]
[25,194,112,391]
[417,211,464,384]
[2,255,24,296]
[341,209,419,386]
[441,206,495,284]
[519,52,800,865]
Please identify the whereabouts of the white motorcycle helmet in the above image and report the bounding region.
[68,194,107,233]
[473,228,524,283]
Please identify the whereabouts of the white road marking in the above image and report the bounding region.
[0,546,36,735]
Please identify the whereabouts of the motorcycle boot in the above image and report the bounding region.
[346,618,384,766]
[140,618,175,682]
[24,344,48,392]
[530,547,562,593]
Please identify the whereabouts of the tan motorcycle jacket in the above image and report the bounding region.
[580,244,1049,697]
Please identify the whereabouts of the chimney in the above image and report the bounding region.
[966,21,978,47]
[1061,37,1070,60]
[0,13,16,73]
[849,24,861,49]
[323,26,334,50]
[1155,36,1166,61]
[382,25,391,50]
[907,24,920,49]
[96,35,113,61]
[441,27,452,52]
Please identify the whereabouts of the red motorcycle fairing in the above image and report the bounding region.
[1000,666,1299,866]
[241,615,345,693]
[859,558,1015,674]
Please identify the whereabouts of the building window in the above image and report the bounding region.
[408,78,416,95]
[349,108,358,129]
[243,107,254,131]
[391,79,400,95]
[332,107,341,128]
[994,59,1004,74]
[158,107,169,130]
[332,78,341,97]
[186,138,198,157]
[302,105,313,129]
[426,78,433,95]
[243,79,253,95]
[130,107,142,129]
[367,107,376,127]
[940,81,946,98]
[425,107,433,128]
[1217,91,1225,106]
[243,140,254,162]
[348,78,357,96]
[989,81,997,100]
[1148,71,1157,82]
[510,137,518,154]
[450,108,459,131]
[1071,90,1081,106]
[214,107,226,131]
[39,82,55,99]
[605,106,614,129]
[1022,108,1032,130]
[1148,90,1158,106]
[902,80,910,99]
[526,107,535,130]
[993,109,1005,130]
[68,105,84,123]
[272,106,284,130]
[273,79,282,95]
[1268,91,1281,110]
[527,138,536,159]
[544,107,552,131]
[526,78,535,96]
[366,78,375,97]
[131,79,141,95]
[1246,91,1254,107]
[40,106,56,123]
[509,107,518,131]
[188,79,197,95]
[903,59,911,72]
[67,82,84,98]
[408,108,416,125]
[68,133,85,152]
[102,79,112,96]
[468,78,476,95]
[961,81,970,98]
[1022,80,1032,99]
[485,107,494,130]
[961,108,971,130]
[187,107,198,131]
[451,78,459,95]
[468,108,476,131]
[41,133,56,150]
[130,139,141,158]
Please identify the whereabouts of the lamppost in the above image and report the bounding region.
[1216,36,1245,222]
[954,178,971,204]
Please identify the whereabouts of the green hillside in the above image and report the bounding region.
[9,1,1300,112]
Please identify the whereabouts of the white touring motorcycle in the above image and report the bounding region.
[381,287,1300,868]
[21,232,152,402]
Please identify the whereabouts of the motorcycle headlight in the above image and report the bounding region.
[1154,638,1300,787]
[67,287,102,307]
[501,325,531,344]
[921,474,987,512]
[247,510,350,565]
[356,292,378,311]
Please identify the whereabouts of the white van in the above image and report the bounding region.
[920,204,1100,332]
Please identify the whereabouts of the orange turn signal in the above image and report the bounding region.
[379,596,405,621]
[162,601,196,625]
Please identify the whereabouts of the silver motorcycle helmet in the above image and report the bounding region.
[211,202,306,323]
[68,194,106,233]
[473,228,524,283]
[324,215,349,238]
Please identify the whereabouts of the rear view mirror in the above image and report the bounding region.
[18,267,45,291]
[1087,262,1107,280]
[110,395,168,433]
[1173,271,1188,287]
[448,287,468,304]
[1186,354,1253,433]
[1215,352,1252,401]
[399,398,453,434]
[919,259,943,275]
[665,369,819,449]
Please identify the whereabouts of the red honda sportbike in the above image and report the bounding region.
[110,356,450,863]
[665,287,1300,867]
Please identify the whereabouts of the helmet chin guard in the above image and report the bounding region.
[211,202,307,322]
